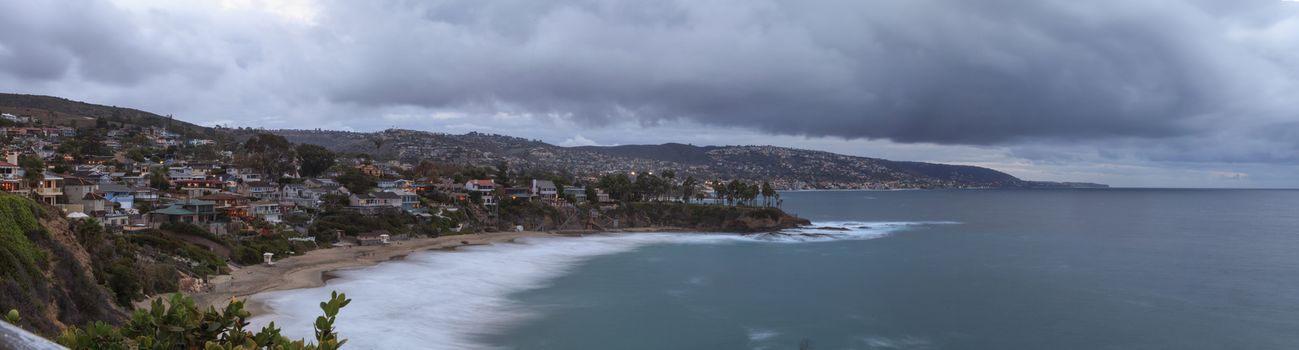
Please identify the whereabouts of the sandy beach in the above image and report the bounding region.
[184,231,563,315]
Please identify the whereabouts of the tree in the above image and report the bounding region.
[335,169,376,193]
[413,160,440,179]
[17,154,44,197]
[661,170,676,201]
[584,186,599,205]
[681,176,697,204]
[761,181,776,207]
[494,162,511,187]
[713,180,730,206]
[241,133,296,180]
[296,144,337,178]
[148,167,170,191]
[125,148,147,163]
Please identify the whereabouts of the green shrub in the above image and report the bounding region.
[57,291,352,350]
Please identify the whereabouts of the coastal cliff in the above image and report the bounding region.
[610,203,810,233]
[0,194,125,335]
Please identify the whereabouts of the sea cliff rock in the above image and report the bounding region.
[611,203,810,233]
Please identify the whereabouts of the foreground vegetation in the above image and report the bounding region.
[53,292,350,350]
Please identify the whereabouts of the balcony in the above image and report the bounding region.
[34,187,62,197]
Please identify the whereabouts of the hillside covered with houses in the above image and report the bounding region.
[0,94,825,336]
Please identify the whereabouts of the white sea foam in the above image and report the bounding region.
[746,327,782,350]
[248,221,953,349]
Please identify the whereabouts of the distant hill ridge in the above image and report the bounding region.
[268,128,1099,189]
[0,93,1105,189]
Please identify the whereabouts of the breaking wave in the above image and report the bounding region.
[247,221,954,349]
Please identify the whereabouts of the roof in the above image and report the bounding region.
[175,179,222,184]
[244,181,275,187]
[0,161,15,167]
[97,183,131,193]
[197,192,247,201]
[171,199,215,206]
[355,191,401,200]
[152,207,195,215]
[62,177,97,186]
[532,179,556,188]
[83,193,106,200]
[468,179,495,185]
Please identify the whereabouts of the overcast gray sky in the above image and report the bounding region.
[2,0,1298,187]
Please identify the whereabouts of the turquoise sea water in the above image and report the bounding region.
[254,189,1299,349]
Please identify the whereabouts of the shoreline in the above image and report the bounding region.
[187,231,556,315]
[184,227,691,316]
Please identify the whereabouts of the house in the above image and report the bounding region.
[464,179,495,192]
[130,187,159,204]
[531,179,558,200]
[120,174,149,188]
[504,187,532,201]
[227,168,262,182]
[174,179,224,197]
[356,231,390,246]
[77,193,109,214]
[382,189,420,210]
[564,187,588,202]
[62,177,102,213]
[464,179,498,206]
[196,192,250,209]
[349,191,402,208]
[305,178,348,194]
[0,161,23,192]
[1,113,30,123]
[237,181,278,199]
[355,164,383,177]
[149,199,217,225]
[168,166,202,181]
[101,212,129,228]
[99,183,137,209]
[62,177,99,202]
[280,183,324,208]
[35,173,64,206]
[249,200,282,223]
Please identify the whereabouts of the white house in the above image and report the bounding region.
[237,181,278,199]
[250,200,282,223]
[531,179,558,200]
[464,179,495,192]
[349,191,402,208]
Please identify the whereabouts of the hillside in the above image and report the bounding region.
[270,129,1058,189]
[0,93,1101,189]
[0,194,125,335]
[0,93,215,139]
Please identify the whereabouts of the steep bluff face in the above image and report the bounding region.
[0,194,124,336]
[613,204,810,233]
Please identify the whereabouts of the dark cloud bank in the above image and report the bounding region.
[1,0,1298,164]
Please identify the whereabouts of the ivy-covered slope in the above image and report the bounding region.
[0,194,126,335]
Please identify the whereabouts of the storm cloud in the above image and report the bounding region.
[2,0,1299,185]
[316,0,1298,145]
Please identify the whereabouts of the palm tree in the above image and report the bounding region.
[681,176,696,204]
[761,181,775,207]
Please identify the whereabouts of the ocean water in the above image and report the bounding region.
[250,189,1299,349]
